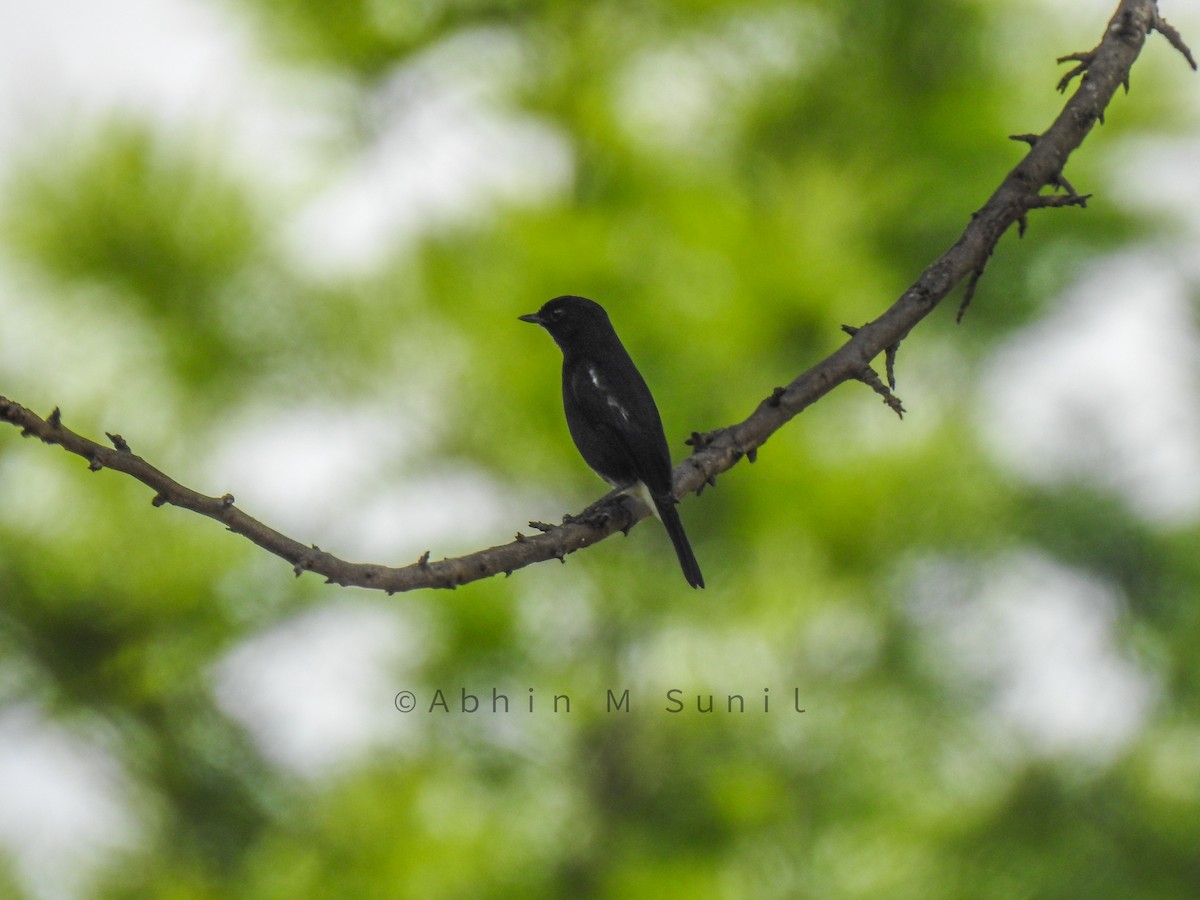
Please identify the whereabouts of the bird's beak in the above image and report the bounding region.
[518,312,542,325]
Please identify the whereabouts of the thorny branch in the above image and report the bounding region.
[0,0,1194,593]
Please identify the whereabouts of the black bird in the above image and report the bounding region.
[520,295,704,588]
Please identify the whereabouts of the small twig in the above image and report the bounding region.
[856,366,905,419]
[1152,11,1197,69]
[956,264,987,323]
[1056,50,1098,93]
[1025,193,1092,211]
[884,342,899,391]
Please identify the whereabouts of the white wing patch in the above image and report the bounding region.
[588,365,632,423]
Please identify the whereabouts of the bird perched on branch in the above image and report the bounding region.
[520,295,704,588]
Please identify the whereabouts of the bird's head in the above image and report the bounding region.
[519,295,610,346]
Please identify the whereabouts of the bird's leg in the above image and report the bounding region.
[563,482,649,534]
[563,485,625,525]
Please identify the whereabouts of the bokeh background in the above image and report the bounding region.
[2,0,1199,896]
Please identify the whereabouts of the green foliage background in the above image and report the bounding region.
[1,0,1198,897]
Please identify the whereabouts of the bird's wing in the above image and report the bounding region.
[577,362,637,423]
[566,360,673,495]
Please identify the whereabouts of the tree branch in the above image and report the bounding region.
[1,0,1193,593]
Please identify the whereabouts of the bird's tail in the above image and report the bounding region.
[653,494,704,589]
